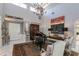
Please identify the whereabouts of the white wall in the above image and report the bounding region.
[0,4,3,16]
[5,4,41,23]
[4,3,42,31]
[4,3,43,33]
[0,17,2,47]
[40,16,50,35]
[3,4,45,43]
[0,4,4,47]
[0,3,44,46]
[1,3,79,48]
[44,3,79,48]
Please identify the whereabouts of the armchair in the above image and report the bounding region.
[34,36,44,50]
[41,41,66,56]
[34,32,47,50]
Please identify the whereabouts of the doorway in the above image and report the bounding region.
[30,24,39,40]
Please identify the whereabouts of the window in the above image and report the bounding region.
[9,23,20,35]
[11,3,27,9]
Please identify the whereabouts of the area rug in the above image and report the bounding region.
[12,42,47,56]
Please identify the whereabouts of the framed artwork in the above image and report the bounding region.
[50,16,65,34]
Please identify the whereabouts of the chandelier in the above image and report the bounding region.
[32,3,49,19]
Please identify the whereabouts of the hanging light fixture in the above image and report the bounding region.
[32,3,49,19]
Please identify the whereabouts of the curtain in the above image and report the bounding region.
[1,21,10,46]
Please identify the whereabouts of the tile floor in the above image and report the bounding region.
[0,37,79,56]
[0,38,31,56]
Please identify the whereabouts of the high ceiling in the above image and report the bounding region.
[24,3,50,19]
[25,3,60,13]
[11,3,60,19]
[25,3,60,19]
[25,3,49,9]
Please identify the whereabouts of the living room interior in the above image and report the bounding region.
[0,3,79,56]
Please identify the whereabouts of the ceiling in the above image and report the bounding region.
[24,3,60,19]
[25,3,60,14]
[10,3,60,19]
[24,3,50,19]
[25,3,49,9]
